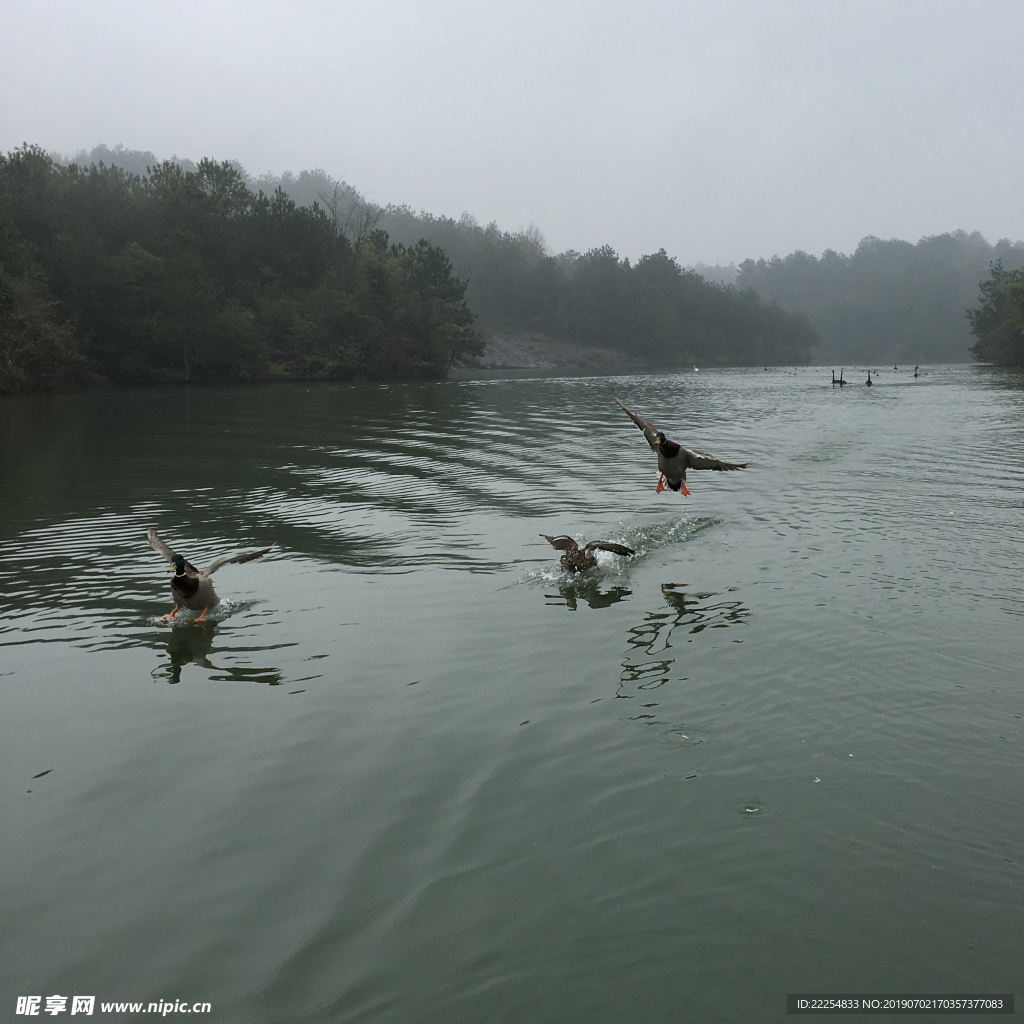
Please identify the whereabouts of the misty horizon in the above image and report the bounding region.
[4,0,1023,266]
[38,141,1024,274]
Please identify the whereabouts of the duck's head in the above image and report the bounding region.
[655,431,667,446]
[172,554,186,576]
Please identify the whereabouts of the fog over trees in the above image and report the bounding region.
[736,233,1024,365]
[1,145,819,393]
[3,143,1022,395]
[232,158,817,368]
[968,262,1024,366]
[252,155,1024,367]
[1,146,480,394]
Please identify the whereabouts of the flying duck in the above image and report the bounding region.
[612,390,747,495]
[148,528,272,621]
[541,534,636,573]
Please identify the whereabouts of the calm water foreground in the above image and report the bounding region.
[1,366,1022,1023]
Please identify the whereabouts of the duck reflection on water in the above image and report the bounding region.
[545,578,632,611]
[152,622,284,686]
[653,583,749,640]
[617,584,750,698]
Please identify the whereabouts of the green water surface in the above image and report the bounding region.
[1,366,1022,1022]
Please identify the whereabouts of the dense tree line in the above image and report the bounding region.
[229,165,820,366]
[375,209,818,365]
[0,146,480,395]
[735,232,1024,365]
[3,144,820,395]
[221,160,817,365]
[968,262,1024,365]
[29,144,1024,382]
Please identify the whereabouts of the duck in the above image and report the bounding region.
[866,370,872,387]
[612,390,747,495]
[148,528,272,621]
[541,534,636,573]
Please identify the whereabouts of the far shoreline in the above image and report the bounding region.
[3,360,1000,404]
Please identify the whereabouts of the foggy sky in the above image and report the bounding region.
[3,0,1022,264]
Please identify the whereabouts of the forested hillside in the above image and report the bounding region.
[736,233,1024,364]
[251,162,820,368]
[0,146,480,394]
[36,145,1024,376]
[0,145,821,393]
[968,262,1024,365]
[377,209,817,366]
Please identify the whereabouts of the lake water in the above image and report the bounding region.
[1,366,1022,1022]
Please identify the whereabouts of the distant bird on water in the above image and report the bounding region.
[612,390,747,495]
[914,365,919,378]
[541,535,636,573]
[148,528,272,621]
[866,370,873,387]
[832,369,846,387]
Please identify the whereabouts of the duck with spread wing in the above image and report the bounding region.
[612,389,747,495]
[148,528,272,621]
[541,534,636,573]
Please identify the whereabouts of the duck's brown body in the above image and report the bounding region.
[541,534,635,573]
[170,565,220,611]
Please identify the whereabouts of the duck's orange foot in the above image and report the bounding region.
[655,474,665,493]
[159,607,179,621]
[194,607,209,623]
[680,480,690,496]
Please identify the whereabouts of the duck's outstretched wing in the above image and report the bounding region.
[203,546,273,576]
[612,390,659,451]
[147,528,177,563]
[541,534,580,554]
[684,448,747,472]
[582,541,636,557]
